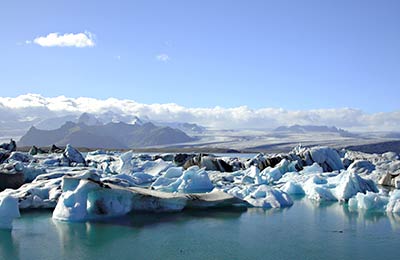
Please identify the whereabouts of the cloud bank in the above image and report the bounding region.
[0,94,399,132]
[30,32,95,48]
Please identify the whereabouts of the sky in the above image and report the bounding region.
[0,0,400,113]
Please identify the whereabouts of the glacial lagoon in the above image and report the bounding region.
[2,197,400,260]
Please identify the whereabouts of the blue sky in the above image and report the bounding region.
[0,0,399,112]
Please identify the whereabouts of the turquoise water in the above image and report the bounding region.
[1,198,399,260]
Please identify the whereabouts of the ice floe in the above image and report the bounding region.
[1,143,400,226]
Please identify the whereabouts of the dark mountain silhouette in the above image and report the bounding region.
[18,121,195,149]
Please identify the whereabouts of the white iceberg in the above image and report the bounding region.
[244,185,293,208]
[387,190,400,213]
[0,195,20,229]
[348,191,388,212]
[152,166,214,193]
[300,163,323,175]
[63,144,86,166]
[331,171,378,201]
[53,177,133,221]
[280,181,305,195]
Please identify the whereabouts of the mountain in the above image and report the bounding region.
[18,121,195,149]
[152,121,206,134]
[274,124,356,137]
[77,113,103,126]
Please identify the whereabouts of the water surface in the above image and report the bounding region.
[1,198,399,260]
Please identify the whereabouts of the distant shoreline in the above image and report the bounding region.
[16,139,400,155]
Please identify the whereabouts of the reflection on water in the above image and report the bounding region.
[3,198,400,260]
[0,230,19,260]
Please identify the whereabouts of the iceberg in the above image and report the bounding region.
[63,144,86,166]
[348,192,389,212]
[302,175,336,201]
[332,171,378,201]
[53,177,133,221]
[152,166,214,193]
[0,195,20,229]
[300,163,323,175]
[244,185,293,208]
[280,181,305,195]
[386,190,400,213]
[347,160,375,175]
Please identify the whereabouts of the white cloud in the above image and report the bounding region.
[0,94,399,132]
[30,32,95,48]
[156,53,170,62]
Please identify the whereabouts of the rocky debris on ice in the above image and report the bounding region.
[245,153,287,172]
[0,139,16,152]
[1,168,102,209]
[293,146,344,172]
[378,173,400,189]
[182,154,234,172]
[0,162,25,191]
[49,144,64,153]
[29,145,48,155]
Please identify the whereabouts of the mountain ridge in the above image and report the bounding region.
[18,120,195,149]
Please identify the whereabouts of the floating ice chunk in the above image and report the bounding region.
[241,166,263,185]
[143,159,172,176]
[227,186,253,200]
[130,172,155,185]
[63,144,86,165]
[244,185,293,208]
[395,176,400,189]
[151,176,180,192]
[382,152,399,161]
[22,164,46,182]
[151,167,183,191]
[177,166,214,193]
[387,190,400,213]
[164,167,183,178]
[118,151,134,174]
[259,159,297,184]
[0,195,20,229]
[8,152,31,162]
[379,173,400,189]
[261,167,282,183]
[348,192,388,212]
[53,177,133,221]
[309,147,344,171]
[102,174,139,187]
[151,166,214,193]
[347,160,375,175]
[300,163,323,175]
[302,175,336,201]
[280,181,305,195]
[332,171,378,201]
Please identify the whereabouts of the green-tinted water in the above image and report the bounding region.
[1,198,399,260]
